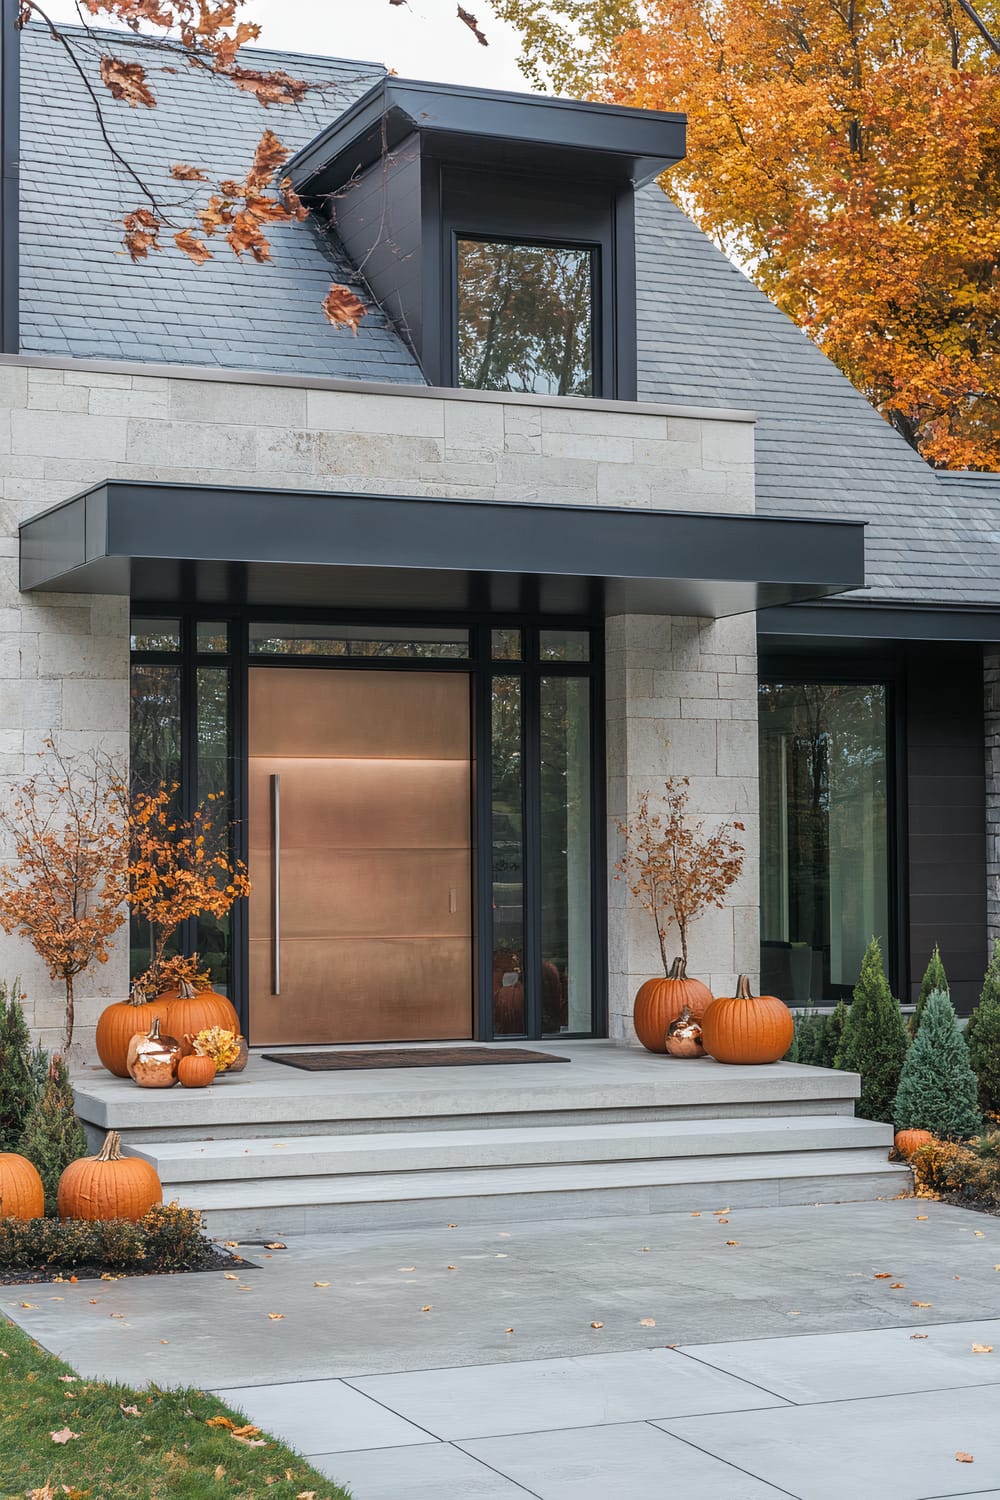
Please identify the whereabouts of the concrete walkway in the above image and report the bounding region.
[5,1198,1000,1498]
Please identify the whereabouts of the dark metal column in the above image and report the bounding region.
[0,0,19,354]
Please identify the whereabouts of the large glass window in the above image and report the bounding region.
[491,676,526,1038]
[759,681,890,1002]
[540,676,591,1034]
[456,237,594,396]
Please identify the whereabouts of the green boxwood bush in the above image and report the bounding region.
[0,1204,213,1272]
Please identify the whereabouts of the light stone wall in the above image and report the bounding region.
[605,613,760,1045]
[0,355,756,1056]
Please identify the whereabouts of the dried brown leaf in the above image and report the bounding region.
[174,228,212,266]
[323,284,366,332]
[100,55,155,108]
[50,1427,80,1444]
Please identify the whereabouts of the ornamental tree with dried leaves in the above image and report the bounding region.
[128,786,250,994]
[615,776,744,973]
[0,741,129,1051]
[492,0,1000,468]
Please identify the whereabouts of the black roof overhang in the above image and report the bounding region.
[19,481,866,617]
[288,77,687,197]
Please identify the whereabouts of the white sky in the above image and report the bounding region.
[39,0,531,92]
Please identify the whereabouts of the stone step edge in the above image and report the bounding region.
[163,1149,911,1211]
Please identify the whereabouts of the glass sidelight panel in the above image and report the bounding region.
[196,667,231,993]
[540,676,592,1033]
[759,681,889,1002]
[491,675,525,1037]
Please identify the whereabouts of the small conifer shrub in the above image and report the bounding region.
[835,937,910,1123]
[19,1056,88,1216]
[965,938,1000,1116]
[0,979,38,1153]
[893,989,981,1141]
[911,944,948,1036]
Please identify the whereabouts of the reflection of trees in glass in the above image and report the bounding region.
[249,629,468,659]
[759,681,888,993]
[458,239,593,396]
[492,675,524,1035]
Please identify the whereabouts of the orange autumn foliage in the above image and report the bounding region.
[495,0,1000,469]
[129,787,250,993]
[0,742,129,1051]
[615,776,744,973]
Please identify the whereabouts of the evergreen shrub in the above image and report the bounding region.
[966,939,1000,1117]
[835,937,909,1123]
[18,1056,87,1216]
[911,944,948,1036]
[893,989,981,1140]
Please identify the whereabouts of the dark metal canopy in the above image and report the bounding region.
[288,77,686,196]
[19,480,866,617]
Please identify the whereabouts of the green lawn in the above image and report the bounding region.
[0,1317,352,1500]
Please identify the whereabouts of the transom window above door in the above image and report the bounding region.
[456,237,595,397]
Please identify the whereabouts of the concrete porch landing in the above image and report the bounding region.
[70,1041,910,1235]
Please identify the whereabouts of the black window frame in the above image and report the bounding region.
[130,604,608,1044]
[757,656,905,1003]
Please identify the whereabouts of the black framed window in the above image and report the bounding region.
[758,678,891,1003]
[456,236,595,397]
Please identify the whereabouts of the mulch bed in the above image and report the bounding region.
[0,1244,258,1285]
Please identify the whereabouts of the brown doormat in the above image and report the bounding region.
[261,1046,571,1071]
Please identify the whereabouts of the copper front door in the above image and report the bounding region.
[248,667,473,1045]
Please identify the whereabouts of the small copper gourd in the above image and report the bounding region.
[126,1016,181,1088]
[664,1004,706,1058]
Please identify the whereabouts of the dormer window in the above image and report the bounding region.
[290,79,685,400]
[456,237,594,397]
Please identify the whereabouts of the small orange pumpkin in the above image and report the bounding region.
[0,1152,45,1220]
[162,980,240,1056]
[95,987,170,1078]
[633,957,714,1053]
[894,1128,934,1159]
[701,975,794,1064]
[57,1130,162,1222]
[177,1052,216,1089]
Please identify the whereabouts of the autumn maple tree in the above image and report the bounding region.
[492,0,1000,468]
[0,741,129,1051]
[19,0,367,330]
[616,776,744,972]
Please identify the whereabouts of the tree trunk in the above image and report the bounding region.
[64,972,75,1053]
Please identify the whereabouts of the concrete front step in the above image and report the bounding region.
[167,1150,911,1236]
[131,1114,894,1184]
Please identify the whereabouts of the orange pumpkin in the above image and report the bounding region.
[162,979,240,1055]
[0,1152,45,1220]
[177,1052,216,1088]
[701,975,794,1064]
[95,988,170,1078]
[633,957,714,1053]
[57,1130,162,1223]
[894,1128,934,1159]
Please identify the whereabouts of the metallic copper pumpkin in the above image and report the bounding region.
[664,1004,706,1058]
[126,1016,181,1088]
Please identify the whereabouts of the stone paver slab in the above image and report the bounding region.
[681,1319,1000,1403]
[457,1421,790,1499]
[313,1441,535,1497]
[347,1347,786,1440]
[659,1384,1000,1500]
[212,1377,434,1456]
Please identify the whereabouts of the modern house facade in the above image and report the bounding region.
[1,19,996,1064]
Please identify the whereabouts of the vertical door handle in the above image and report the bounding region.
[271,773,281,995]
[449,886,457,914]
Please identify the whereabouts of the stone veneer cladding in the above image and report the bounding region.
[985,650,1000,951]
[0,357,757,1056]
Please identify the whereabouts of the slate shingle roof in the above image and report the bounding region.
[17,23,1000,607]
[19,25,421,382]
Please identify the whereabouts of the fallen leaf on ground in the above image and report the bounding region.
[505,1327,514,1334]
[160,1339,169,1345]
[911,1334,929,1340]
[399,1267,416,1273]
[916,1215,928,1220]
[207,1416,238,1430]
[873,1273,893,1280]
[591,1321,604,1329]
[297,1492,317,1499]
[726,1240,740,1246]
[58,1376,76,1383]
[690,1213,701,1218]
[912,1301,933,1308]
[265,1242,287,1250]
[233,1434,268,1447]
[641,1246,650,1252]
[495,1253,508,1259]
[119,1403,140,1416]
[21,1302,38,1309]
[421,1305,432,1312]
[890,1283,906,1289]
[224,1241,239,1248]
[28,1486,56,1499]
[787,1310,802,1316]
[447,1223,457,1229]
[956,1451,974,1463]
[639,1318,656,1327]
[972,1344,993,1353]
[50,1427,80,1444]
[313,1281,330,1288]
[223,1273,239,1281]
[267,1312,285,1321]
[974,1231,985,1238]
[717,1218,729,1225]
[214,1466,225,1480]
[446,1266,456,1272]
